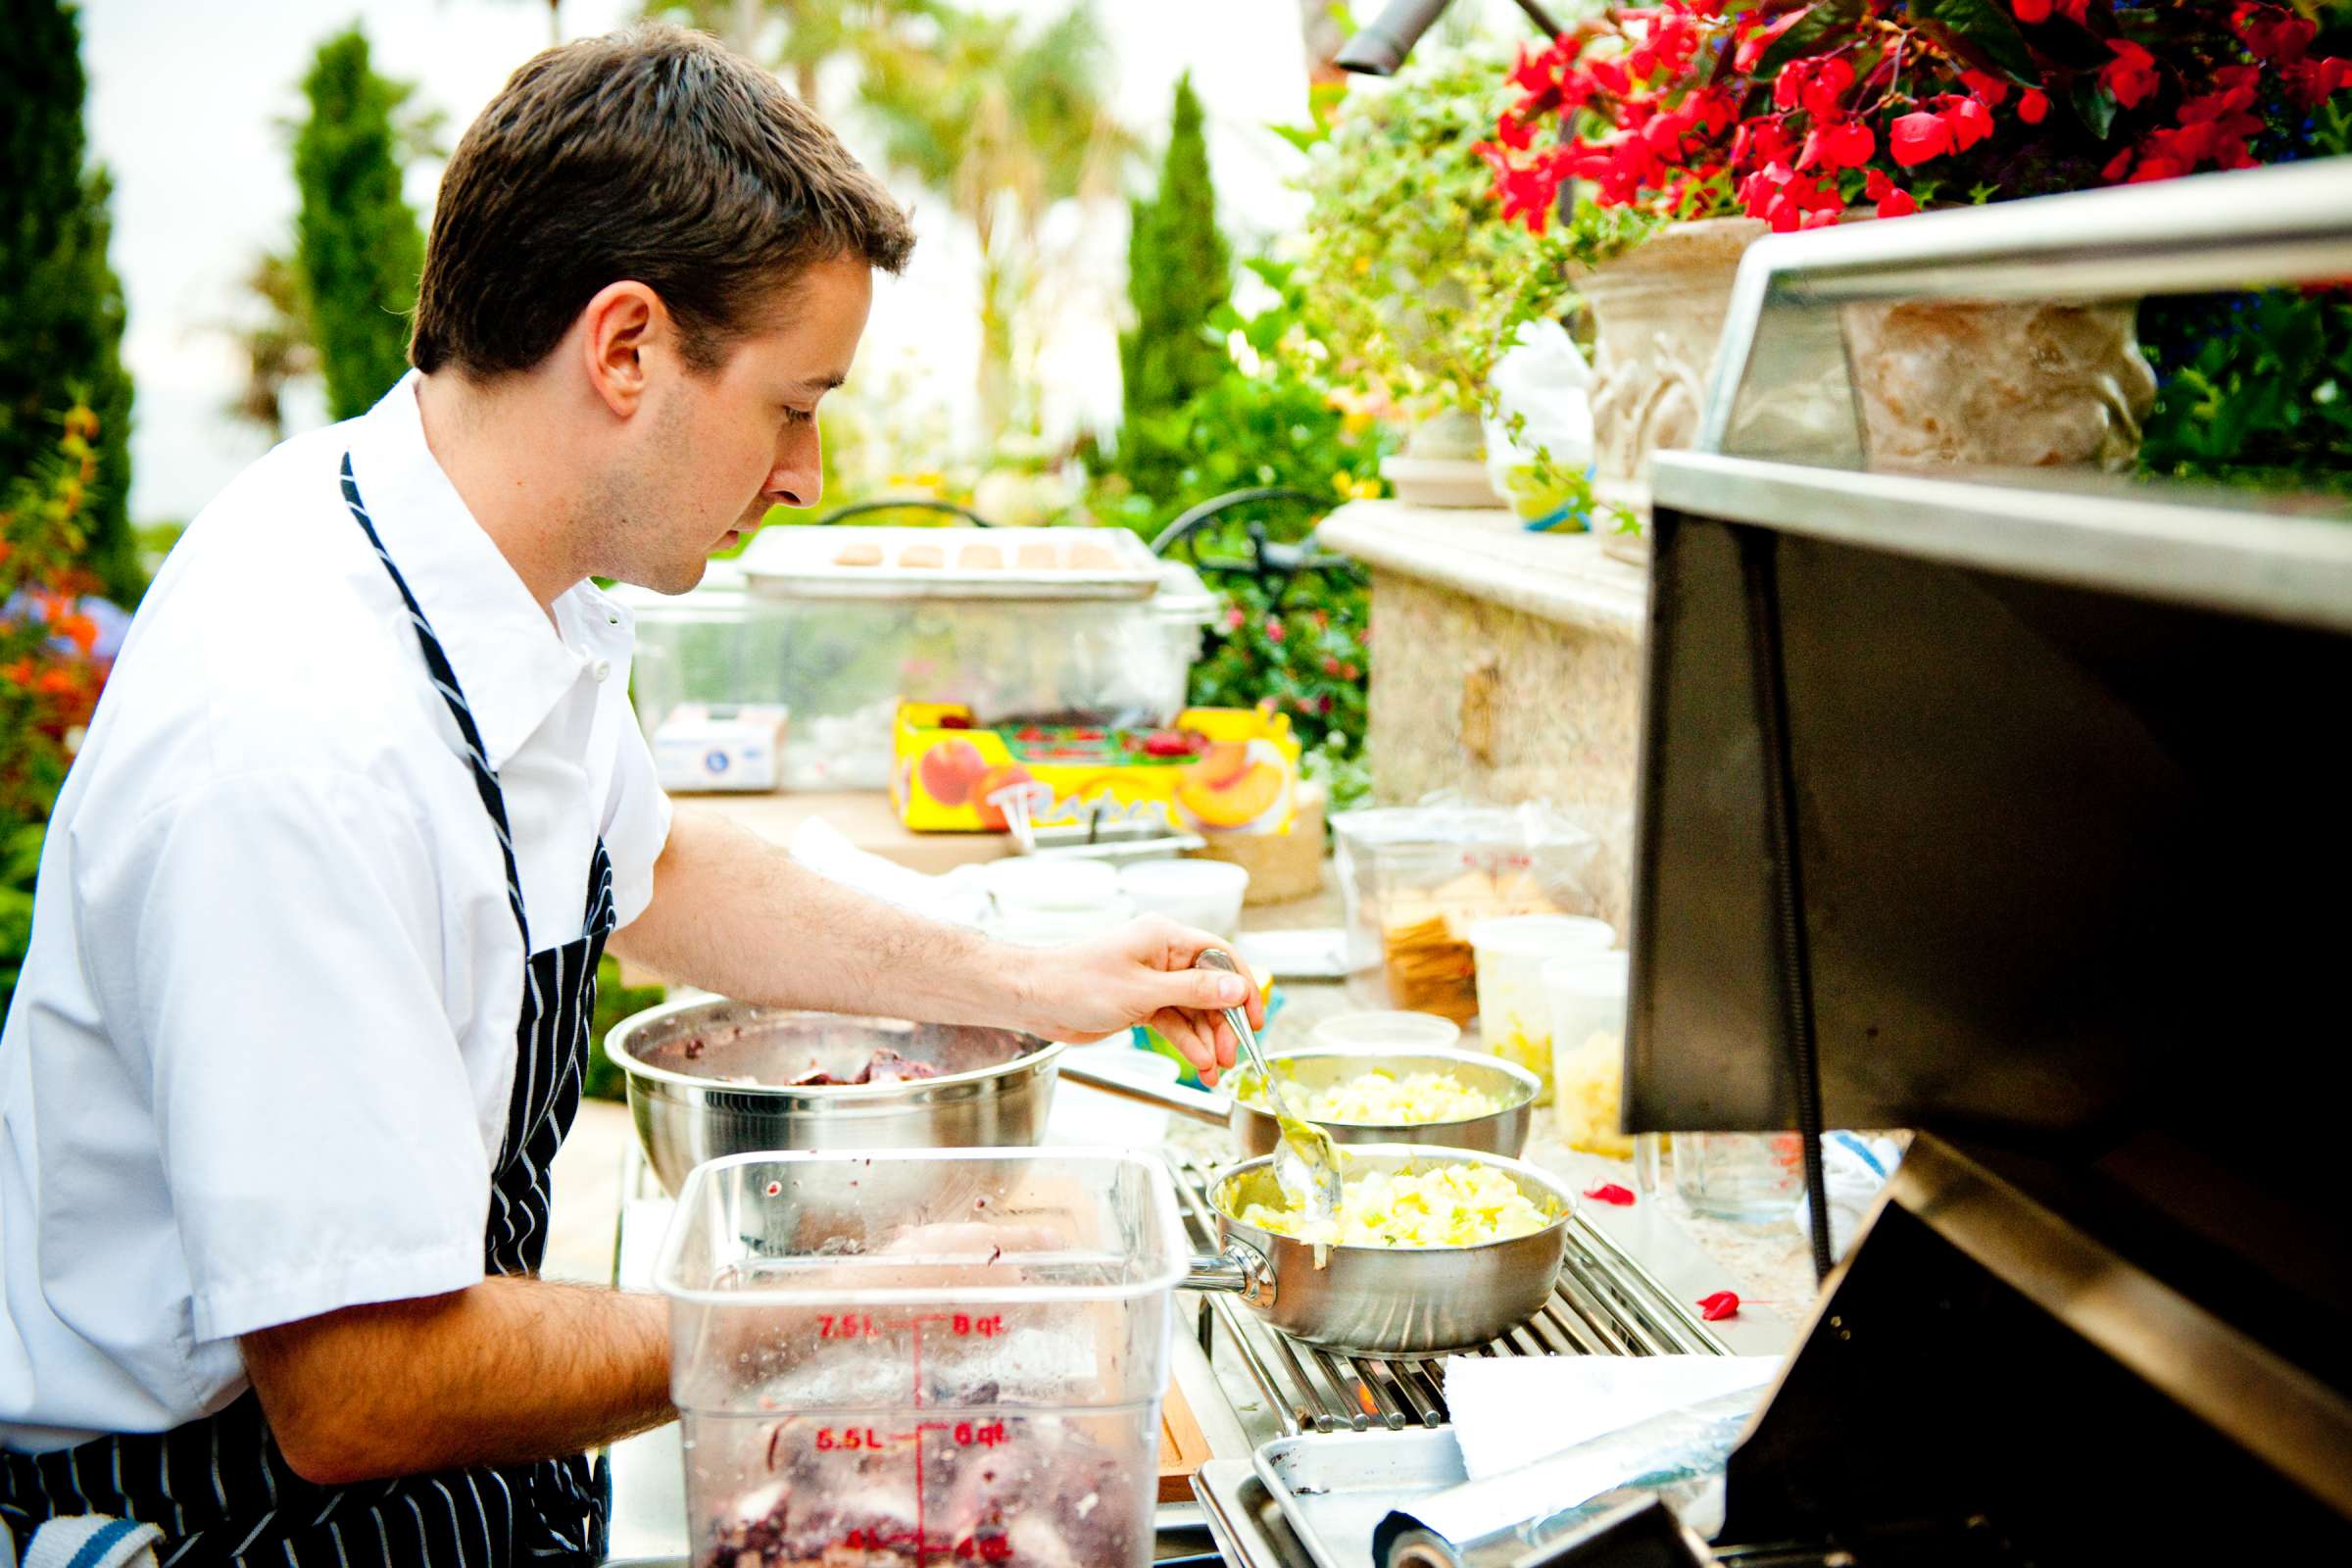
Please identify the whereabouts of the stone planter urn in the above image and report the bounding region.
[1575,216,2160,565]
[1576,218,1769,562]
[1840,298,2157,470]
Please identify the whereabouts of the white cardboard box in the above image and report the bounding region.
[652,703,790,792]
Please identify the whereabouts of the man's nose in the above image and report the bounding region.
[766,433,822,511]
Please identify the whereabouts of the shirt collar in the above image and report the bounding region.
[343,372,602,770]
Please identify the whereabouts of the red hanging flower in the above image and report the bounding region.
[2018,88,2051,124]
[2287,55,2352,109]
[2012,0,2050,21]
[1735,8,1809,74]
[1889,111,1954,168]
[2235,5,2317,64]
[1819,118,1875,170]
[1696,1291,1742,1321]
[2100,40,2162,111]
[1960,70,2011,108]
[1942,95,1994,153]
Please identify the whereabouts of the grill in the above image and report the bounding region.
[1166,1154,1729,1436]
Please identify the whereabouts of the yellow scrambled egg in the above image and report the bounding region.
[1241,1067,1505,1126]
[1236,1162,1555,1249]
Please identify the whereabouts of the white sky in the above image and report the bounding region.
[79,0,1532,521]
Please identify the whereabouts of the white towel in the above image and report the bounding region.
[1443,1353,1781,1482]
[12,1515,163,1568]
[787,816,993,927]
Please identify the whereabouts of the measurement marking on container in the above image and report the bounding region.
[802,1314,1024,1561]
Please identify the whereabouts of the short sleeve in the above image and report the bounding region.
[74,769,491,1344]
[601,695,672,931]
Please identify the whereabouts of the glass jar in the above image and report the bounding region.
[1673,1132,1806,1223]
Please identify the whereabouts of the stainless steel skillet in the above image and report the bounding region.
[1183,1145,1576,1356]
[1058,1046,1541,1159]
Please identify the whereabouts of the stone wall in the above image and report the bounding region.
[1320,502,1650,937]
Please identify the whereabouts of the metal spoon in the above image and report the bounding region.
[1198,949,1345,1223]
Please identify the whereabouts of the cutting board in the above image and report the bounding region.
[1158,1377,1214,1502]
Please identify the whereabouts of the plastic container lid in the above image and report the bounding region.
[1307,1010,1464,1053]
[1466,913,1618,959]
[1152,562,1219,627]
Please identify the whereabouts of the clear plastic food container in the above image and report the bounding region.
[1330,801,1601,1020]
[1466,915,1617,1102]
[620,560,1216,793]
[1544,953,1632,1156]
[657,1149,1187,1568]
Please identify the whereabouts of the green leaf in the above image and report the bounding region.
[1910,0,2038,82]
[2071,75,2117,140]
[1756,0,1863,79]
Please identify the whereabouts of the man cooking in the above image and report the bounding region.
[0,24,1257,1565]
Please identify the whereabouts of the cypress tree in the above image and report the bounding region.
[1117,74,1230,494]
[293,27,425,422]
[0,0,142,606]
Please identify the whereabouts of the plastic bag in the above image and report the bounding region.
[1482,319,1597,530]
[1331,795,1600,1023]
[1790,1131,1905,1258]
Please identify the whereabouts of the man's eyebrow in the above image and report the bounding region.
[785,372,849,394]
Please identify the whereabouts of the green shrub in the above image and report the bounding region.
[0,0,140,606]
[1093,259,1386,543]
[293,26,426,421]
[584,955,665,1103]
[1117,72,1232,506]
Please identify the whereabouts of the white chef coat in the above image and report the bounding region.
[0,373,673,1449]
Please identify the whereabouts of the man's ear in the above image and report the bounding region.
[578,280,665,417]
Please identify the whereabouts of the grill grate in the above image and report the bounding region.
[1169,1155,1731,1435]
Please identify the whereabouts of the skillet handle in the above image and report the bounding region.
[1183,1239,1277,1308]
[1056,1056,1233,1127]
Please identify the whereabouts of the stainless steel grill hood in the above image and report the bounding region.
[1589,161,2352,1565]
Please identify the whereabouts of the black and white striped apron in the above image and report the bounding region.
[1,452,617,1564]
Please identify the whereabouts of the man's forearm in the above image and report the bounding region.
[242,1277,671,1485]
[608,808,1046,1030]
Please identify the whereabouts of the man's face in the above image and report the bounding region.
[599,255,872,594]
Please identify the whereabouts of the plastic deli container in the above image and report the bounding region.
[621,557,1217,794]
[1118,858,1250,939]
[1466,915,1617,1102]
[1306,1010,1464,1054]
[658,1149,1187,1568]
[1544,953,1633,1156]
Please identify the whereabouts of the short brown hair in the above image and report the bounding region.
[411,24,914,376]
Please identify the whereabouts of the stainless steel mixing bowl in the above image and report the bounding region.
[605,995,1063,1195]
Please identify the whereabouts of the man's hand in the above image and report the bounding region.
[1009,916,1264,1084]
[612,811,1265,1079]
